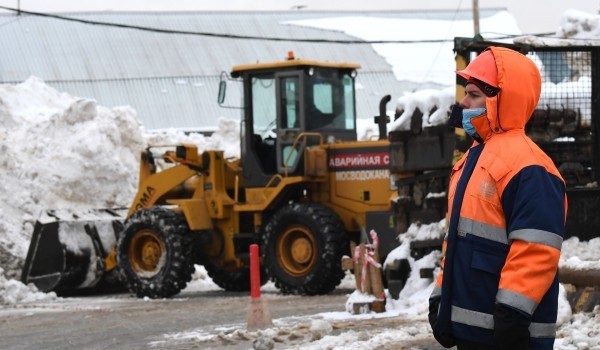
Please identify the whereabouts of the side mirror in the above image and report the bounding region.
[217,71,242,110]
[218,80,226,105]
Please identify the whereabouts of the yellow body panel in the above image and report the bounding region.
[167,199,213,230]
[305,139,397,231]
[128,164,198,217]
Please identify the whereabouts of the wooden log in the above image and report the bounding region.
[368,243,386,313]
[370,300,386,313]
[350,241,363,292]
[360,244,372,295]
[341,256,354,270]
[559,267,600,287]
[369,249,385,297]
[573,287,600,313]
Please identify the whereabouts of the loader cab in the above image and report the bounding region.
[229,56,360,187]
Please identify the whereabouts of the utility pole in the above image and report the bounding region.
[472,0,480,36]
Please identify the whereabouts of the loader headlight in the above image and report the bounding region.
[175,144,199,163]
[176,145,187,159]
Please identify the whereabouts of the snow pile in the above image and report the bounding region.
[560,237,600,270]
[344,290,382,314]
[0,267,57,305]
[0,76,246,304]
[0,77,242,281]
[391,86,455,131]
[355,117,384,141]
[517,9,600,46]
[558,9,600,40]
[0,77,145,278]
[383,220,445,272]
[180,265,222,293]
[555,305,600,349]
[144,118,240,159]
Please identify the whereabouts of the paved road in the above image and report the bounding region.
[0,287,443,350]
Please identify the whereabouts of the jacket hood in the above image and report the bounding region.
[472,47,542,140]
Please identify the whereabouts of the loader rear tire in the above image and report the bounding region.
[117,207,195,299]
[262,202,348,295]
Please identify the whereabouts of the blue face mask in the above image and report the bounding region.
[462,108,486,136]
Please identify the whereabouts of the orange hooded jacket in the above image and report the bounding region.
[431,47,567,348]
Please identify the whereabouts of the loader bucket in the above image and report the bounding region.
[22,208,128,294]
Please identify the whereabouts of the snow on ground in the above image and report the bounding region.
[1,7,600,350]
[0,267,57,305]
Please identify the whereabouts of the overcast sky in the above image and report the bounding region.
[0,0,598,34]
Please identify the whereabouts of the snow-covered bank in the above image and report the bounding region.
[0,77,241,280]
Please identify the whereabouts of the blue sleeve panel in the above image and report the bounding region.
[502,165,566,238]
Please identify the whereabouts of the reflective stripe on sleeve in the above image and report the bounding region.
[508,229,563,250]
[451,305,493,329]
[431,285,442,299]
[529,321,556,338]
[496,288,538,315]
[451,305,556,338]
[458,217,508,245]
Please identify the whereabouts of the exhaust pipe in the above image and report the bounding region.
[375,95,391,140]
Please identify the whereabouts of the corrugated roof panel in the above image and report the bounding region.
[0,10,479,129]
[0,11,394,82]
[47,71,443,130]
[49,76,240,130]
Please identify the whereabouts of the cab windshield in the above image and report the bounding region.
[305,70,355,131]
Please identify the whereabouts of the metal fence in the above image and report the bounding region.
[454,39,600,238]
[455,40,600,188]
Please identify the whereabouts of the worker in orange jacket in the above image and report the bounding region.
[428,47,567,350]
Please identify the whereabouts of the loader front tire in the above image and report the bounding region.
[262,202,348,295]
[203,262,267,292]
[117,207,195,299]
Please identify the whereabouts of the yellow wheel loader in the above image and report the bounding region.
[22,54,455,298]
